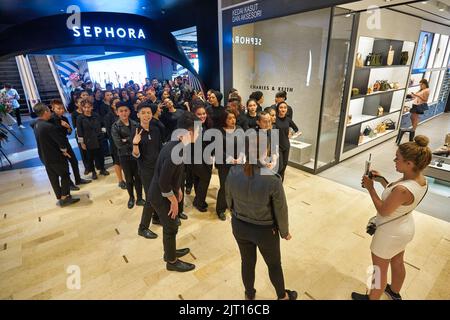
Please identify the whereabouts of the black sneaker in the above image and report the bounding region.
[84,169,91,175]
[136,198,146,206]
[179,212,188,220]
[70,184,80,191]
[193,203,208,212]
[92,171,98,180]
[58,196,80,207]
[127,198,135,209]
[278,289,298,300]
[77,178,92,185]
[163,248,190,261]
[245,291,256,300]
[351,292,369,300]
[138,229,158,239]
[166,259,195,272]
[385,284,402,300]
[218,212,226,221]
[99,169,110,176]
[118,181,127,189]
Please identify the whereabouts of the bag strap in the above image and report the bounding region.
[377,184,428,228]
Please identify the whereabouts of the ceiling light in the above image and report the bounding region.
[421,1,428,4]
[437,1,448,12]
[142,6,146,10]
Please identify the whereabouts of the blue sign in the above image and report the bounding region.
[72,26,146,39]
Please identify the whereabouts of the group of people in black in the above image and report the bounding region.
[32,79,300,300]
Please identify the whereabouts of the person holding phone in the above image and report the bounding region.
[352,135,431,300]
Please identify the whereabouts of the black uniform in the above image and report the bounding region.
[71,110,89,170]
[149,140,185,262]
[103,109,120,165]
[50,114,82,184]
[76,112,106,172]
[133,123,162,230]
[236,113,249,131]
[160,109,185,142]
[245,113,258,130]
[206,105,226,129]
[275,116,298,181]
[271,104,293,120]
[111,119,142,200]
[33,119,71,199]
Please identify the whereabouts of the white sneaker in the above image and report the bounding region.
[19,125,26,129]
[7,126,13,130]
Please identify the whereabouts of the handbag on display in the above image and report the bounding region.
[370,53,382,66]
[356,53,364,68]
[351,88,360,97]
[363,126,371,136]
[377,106,384,116]
[379,80,390,91]
[347,114,352,124]
[387,45,395,66]
[400,51,409,65]
[445,133,450,146]
[393,82,400,90]
[382,119,396,130]
[369,128,377,138]
[365,53,373,66]
[373,81,381,92]
[376,123,386,133]
[367,86,373,94]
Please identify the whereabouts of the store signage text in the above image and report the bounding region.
[232,36,262,46]
[250,84,294,93]
[232,3,262,23]
[72,26,146,40]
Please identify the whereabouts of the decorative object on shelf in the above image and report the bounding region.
[359,133,364,144]
[400,51,409,65]
[392,82,400,89]
[373,81,381,92]
[365,53,373,66]
[351,88,360,97]
[387,45,395,66]
[375,123,386,133]
[377,106,384,116]
[370,53,382,66]
[379,80,390,91]
[382,119,396,130]
[363,126,372,136]
[367,86,373,94]
[347,114,352,124]
[355,53,364,68]
[409,78,414,87]
[369,128,377,138]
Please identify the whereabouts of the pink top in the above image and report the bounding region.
[413,88,429,105]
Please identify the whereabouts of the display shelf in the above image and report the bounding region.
[355,65,410,70]
[359,129,395,146]
[351,87,405,100]
[347,110,401,127]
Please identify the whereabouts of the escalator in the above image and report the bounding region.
[27,55,61,106]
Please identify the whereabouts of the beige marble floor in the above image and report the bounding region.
[0,165,449,300]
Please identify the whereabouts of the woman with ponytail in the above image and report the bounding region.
[353,135,432,300]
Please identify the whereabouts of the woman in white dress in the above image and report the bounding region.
[352,135,432,300]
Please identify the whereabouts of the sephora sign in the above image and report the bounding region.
[72,26,146,40]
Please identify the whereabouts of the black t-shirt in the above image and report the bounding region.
[49,114,71,141]
[206,105,226,129]
[160,108,185,141]
[134,124,162,170]
[245,113,258,129]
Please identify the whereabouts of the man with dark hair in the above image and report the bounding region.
[149,112,199,272]
[270,91,293,119]
[49,99,91,189]
[132,102,162,239]
[32,103,80,207]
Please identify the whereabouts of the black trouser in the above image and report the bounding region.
[232,216,285,299]
[86,148,105,172]
[45,162,71,200]
[77,143,89,171]
[13,108,22,126]
[216,164,231,214]
[67,144,82,184]
[185,164,194,190]
[278,149,289,182]
[120,156,142,199]
[139,168,157,230]
[192,163,212,209]
[153,199,179,262]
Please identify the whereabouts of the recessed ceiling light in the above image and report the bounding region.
[142,6,146,10]
[421,1,428,4]
[60,9,64,12]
